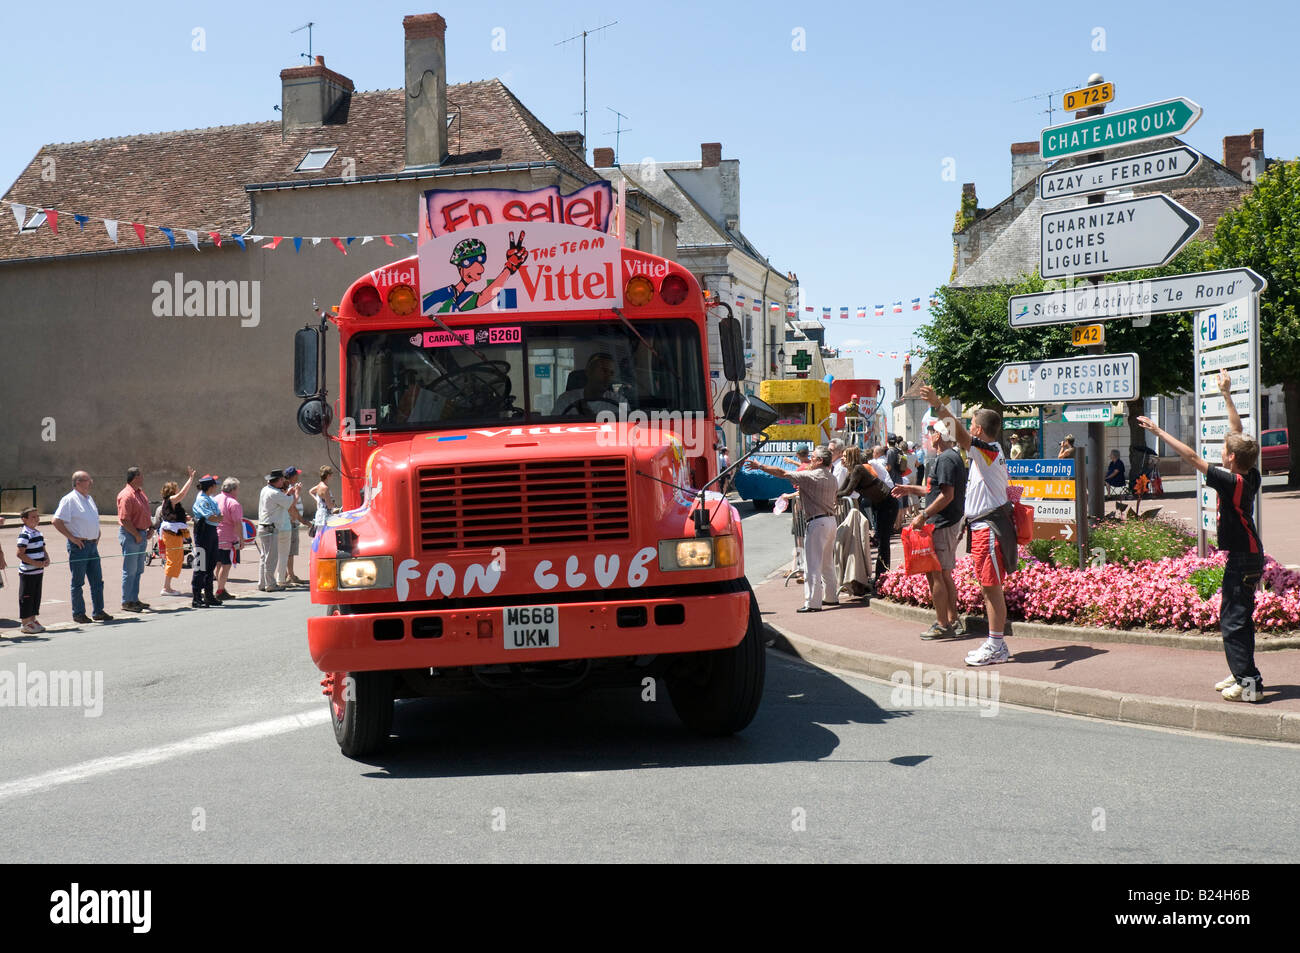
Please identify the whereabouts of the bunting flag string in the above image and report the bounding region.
[0,198,416,253]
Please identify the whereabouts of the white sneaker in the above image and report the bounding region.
[965,639,1010,666]
[1214,674,1237,692]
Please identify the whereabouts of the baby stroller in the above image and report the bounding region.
[232,518,260,565]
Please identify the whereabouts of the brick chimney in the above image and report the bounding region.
[1011,141,1048,195]
[279,55,354,130]
[403,14,448,169]
[902,358,913,396]
[592,147,615,168]
[701,142,722,168]
[1223,128,1265,182]
[555,130,585,160]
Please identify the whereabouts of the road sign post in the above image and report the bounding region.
[1040,195,1201,280]
[1193,295,1262,556]
[1009,456,1085,561]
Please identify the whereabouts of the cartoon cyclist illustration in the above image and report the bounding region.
[422,231,528,314]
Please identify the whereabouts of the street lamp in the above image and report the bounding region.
[776,346,785,380]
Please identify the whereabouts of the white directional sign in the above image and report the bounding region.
[1201,416,1251,441]
[1025,499,1077,523]
[1038,146,1201,201]
[1008,268,1266,328]
[1198,342,1251,373]
[1040,195,1201,279]
[1062,403,1113,423]
[1198,368,1250,395]
[988,353,1139,405]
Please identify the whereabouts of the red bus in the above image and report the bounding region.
[292,184,776,757]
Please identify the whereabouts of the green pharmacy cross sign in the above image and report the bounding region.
[790,349,813,371]
[1041,98,1202,160]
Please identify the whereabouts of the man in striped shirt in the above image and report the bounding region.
[1139,368,1265,702]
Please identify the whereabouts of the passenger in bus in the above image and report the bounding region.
[552,352,625,415]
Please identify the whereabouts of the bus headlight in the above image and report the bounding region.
[658,537,739,571]
[337,556,394,590]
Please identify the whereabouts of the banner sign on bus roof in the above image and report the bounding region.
[418,220,622,317]
[422,182,613,238]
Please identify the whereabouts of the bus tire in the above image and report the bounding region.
[330,670,394,759]
[667,586,765,735]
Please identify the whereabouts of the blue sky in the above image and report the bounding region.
[3,0,1296,382]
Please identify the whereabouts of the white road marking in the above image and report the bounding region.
[0,708,330,804]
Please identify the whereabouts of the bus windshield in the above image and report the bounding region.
[346,319,706,431]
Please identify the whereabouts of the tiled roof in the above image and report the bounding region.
[1,79,597,262]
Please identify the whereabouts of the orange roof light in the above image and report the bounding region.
[387,284,418,316]
[625,275,655,306]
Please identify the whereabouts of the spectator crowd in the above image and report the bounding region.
[1,464,337,634]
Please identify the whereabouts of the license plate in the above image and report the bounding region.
[503,605,559,650]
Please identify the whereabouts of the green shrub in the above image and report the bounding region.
[1027,538,1057,564]
[1050,539,1080,568]
[1087,519,1195,566]
[1187,566,1225,600]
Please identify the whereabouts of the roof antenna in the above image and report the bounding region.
[603,106,631,164]
[555,21,617,160]
[1013,85,1072,127]
[292,21,315,62]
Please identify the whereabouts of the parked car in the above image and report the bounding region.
[1260,428,1289,473]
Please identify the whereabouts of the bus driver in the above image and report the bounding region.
[552,352,625,415]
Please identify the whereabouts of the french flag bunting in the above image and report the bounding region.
[9,203,25,230]
[73,214,89,231]
[892,301,903,313]
[891,351,898,360]
[103,219,118,243]
[839,306,849,319]
[331,237,347,255]
[911,297,921,310]
[184,229,199,250]
[874,304,884,316]
[770,302,779,312]
[45,209,58,235]
[736,294,745,304]
[264,236,284,250]
[230,234,245,249]
[132,223,147,244]
[208,231,222,247]
[751,300,760,312]
[293,237,304,253]
[804,305,814,312]
[857,306,866,318]
[159,226,175,248]
[786,307,796,318]
[383,235,395,247]
[821,307,831,320]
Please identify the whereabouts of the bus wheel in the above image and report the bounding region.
[667,586,766,735]
[329,671,394,759]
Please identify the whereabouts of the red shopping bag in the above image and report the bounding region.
[1014,502,1034,544]
[901,525,942,575]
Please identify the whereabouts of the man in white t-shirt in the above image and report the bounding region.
[52,470,111,623]
[920,385,1015,667]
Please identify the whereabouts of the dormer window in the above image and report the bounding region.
[19,211,46,233]
[295,147,337,172]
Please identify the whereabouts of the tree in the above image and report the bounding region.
[1206,159,1300,486]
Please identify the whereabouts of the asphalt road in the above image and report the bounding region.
[1,517,1297,863]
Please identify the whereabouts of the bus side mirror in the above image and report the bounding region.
[738,395,779,435]
[719,314,745,383]
[296,398,333,436]
[294,327,321,398]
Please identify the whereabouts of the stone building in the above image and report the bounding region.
[0,13,674,512]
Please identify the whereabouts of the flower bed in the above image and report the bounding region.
[876,546,1300,634]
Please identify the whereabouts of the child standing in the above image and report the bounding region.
[16,507,50,634]
[1139,369,1265,702]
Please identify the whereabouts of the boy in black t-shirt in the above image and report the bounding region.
[1138,369,1265,702]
